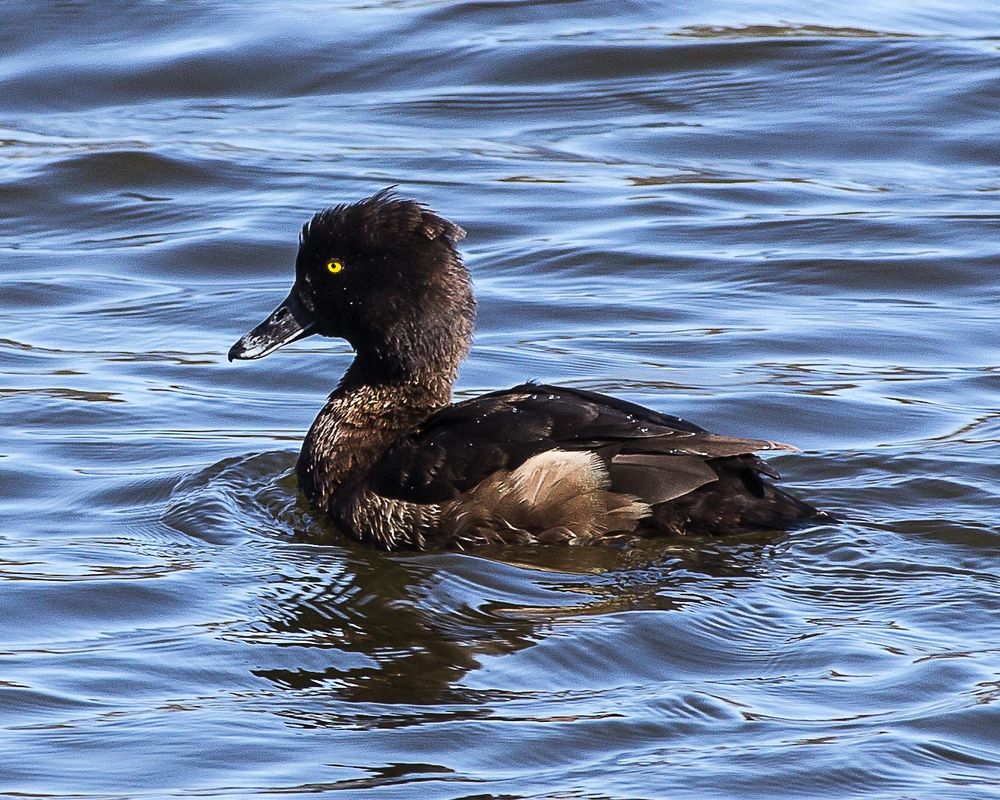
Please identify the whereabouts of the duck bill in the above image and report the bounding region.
[228,290,318,361]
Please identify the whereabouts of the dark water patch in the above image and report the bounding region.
[44,150,226,194]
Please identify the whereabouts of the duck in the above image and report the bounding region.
[229,190,830,549]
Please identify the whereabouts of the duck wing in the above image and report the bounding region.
[369,383,795,505]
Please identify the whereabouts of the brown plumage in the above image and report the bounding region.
[229,190,832,550]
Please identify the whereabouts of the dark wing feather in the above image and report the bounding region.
[608,453,718,504]
[369,384,795,505]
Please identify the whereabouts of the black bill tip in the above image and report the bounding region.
[228,290,318,362]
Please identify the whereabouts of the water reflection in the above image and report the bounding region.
[254,553,500,705]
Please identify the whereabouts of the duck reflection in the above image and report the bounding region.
[252,547,506,705]
[245,526,786,709]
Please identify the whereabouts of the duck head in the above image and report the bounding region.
[229,190,476,385]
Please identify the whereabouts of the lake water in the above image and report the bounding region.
[1,1,999,797]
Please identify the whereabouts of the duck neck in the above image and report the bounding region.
[296,330,469,511]
[339,339,460,403]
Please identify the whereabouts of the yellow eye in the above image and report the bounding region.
[326,259,344,274]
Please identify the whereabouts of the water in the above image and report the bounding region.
[2,1,999,797]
